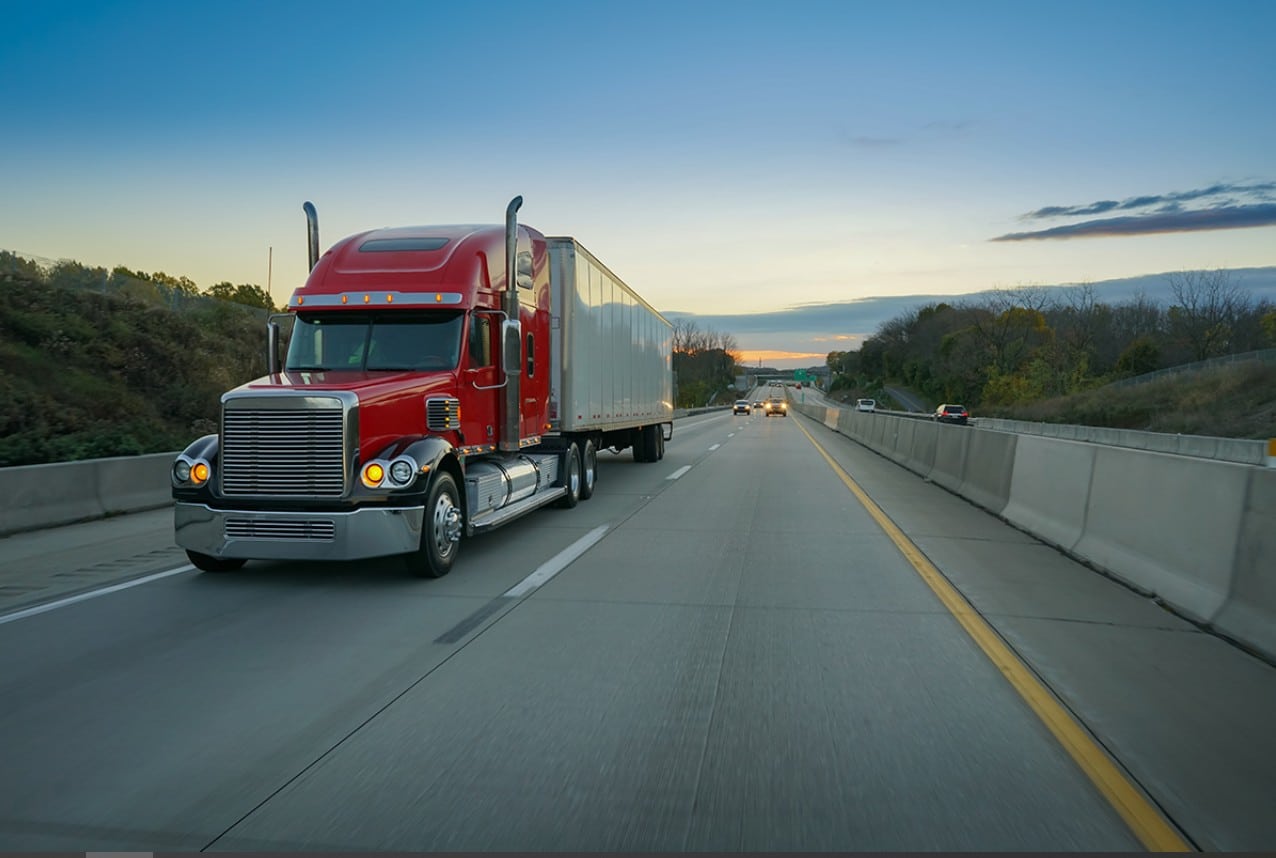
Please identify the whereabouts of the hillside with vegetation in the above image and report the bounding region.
[0,251,274,467]
[826,271,1276,438]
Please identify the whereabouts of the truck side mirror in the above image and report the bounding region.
[502,319,522,376]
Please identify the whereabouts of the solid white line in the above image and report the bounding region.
[503,525,609,599]
[709,443,721,451]
[0,564,197,626]
[666,465,692,480]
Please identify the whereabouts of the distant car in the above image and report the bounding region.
[752,400,765,409]
[856,398,876,412]
[733,399,751,415]
[765,398,787,417]
[934,403,969,424]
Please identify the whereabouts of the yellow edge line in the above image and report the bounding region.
[794,417,1192,853]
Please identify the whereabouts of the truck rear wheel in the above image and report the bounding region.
[186,550,246,573]
[633,425,660,463]
[407,472,461,578]
[555,443,582,509]
[580,439,597,499]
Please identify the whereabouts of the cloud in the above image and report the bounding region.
[1020,181,1276,221]
[669,267,1276,367]
[991,203,1276,241]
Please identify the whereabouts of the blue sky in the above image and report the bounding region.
[3,0,1274,366]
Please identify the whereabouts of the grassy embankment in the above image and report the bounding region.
[0,272,268,467]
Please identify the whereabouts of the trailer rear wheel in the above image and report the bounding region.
[580,439,597,499]
[634,425,660,463]
[556,443,582,509]
[656,427,665,460]
[407,472,461,578]
[186,551,245,573]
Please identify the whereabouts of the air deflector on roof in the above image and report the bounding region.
[359,237,450,252]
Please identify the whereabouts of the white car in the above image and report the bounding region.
[856,398,876,412]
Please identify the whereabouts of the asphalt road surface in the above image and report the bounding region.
[2,406,1273,850]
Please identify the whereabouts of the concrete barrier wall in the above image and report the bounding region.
[906,420,938,477]
[1073,447,1250,624]
[1207,468,1276,658]
[1002,435,1096,552]
[0,452,177,537]
[929,425,971,494]
[977,417,1265,466]
[957,429,1017,515]
[887,418,918,468]
[801,400,1276,661]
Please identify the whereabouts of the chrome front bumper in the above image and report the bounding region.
[175,502,425,561]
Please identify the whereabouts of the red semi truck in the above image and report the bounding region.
[172,197,673,577]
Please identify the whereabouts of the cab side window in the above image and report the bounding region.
[469,315,492,367]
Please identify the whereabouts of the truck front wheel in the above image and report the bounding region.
[407,472,461,578]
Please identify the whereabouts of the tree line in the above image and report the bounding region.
[0,251,276,313]
[670,318,741,408]
[827,270,1276,407]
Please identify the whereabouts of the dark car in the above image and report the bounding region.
[934,403,969,424]
[733,399,752,415]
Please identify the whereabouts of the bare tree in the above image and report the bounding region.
[1167,269,1252,361]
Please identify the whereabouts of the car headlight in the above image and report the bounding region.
[174,460,191,483]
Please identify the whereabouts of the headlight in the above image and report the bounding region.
[389,459,415,486]
[174,460,191,483]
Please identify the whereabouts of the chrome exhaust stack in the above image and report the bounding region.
[500,196,524,453]
[303,201,320,271]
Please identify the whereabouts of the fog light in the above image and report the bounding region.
[362,462,385,487]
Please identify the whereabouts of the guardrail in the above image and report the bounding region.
[0,452,176,537]
[794,399,1276,664]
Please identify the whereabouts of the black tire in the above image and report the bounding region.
[556,443,582,509]
[407,472,462,578]
[186,550,246,573]
[580,439,597,500]
[641,425,660,463]
[632,427,649,462]
[656,427,665,460]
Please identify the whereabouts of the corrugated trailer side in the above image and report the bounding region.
[547,237,673,434]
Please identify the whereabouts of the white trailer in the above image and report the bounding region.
[547,237,673,452]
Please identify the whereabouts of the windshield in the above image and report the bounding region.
[285,311,465,372]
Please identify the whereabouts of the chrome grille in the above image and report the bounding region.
[427,397,460,431]
[222,406,346,496]
[226,518,335,541]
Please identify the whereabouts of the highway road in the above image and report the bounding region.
[2,402,1274,850]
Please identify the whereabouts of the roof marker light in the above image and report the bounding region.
[386,294,393,303]
[341,295,348,304]
[363,294,370,304]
